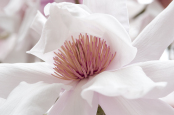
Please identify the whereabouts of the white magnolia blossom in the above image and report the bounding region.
[1,0,174,115]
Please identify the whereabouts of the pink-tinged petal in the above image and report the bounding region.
[48,80,98,115]
[0,62,71,98]
[161,91,174,108]
[81,66,165,106]
[0,82,65,115]
[0,98,5,107]
[99,94,174,115]
[135,61,174,98]
[29,2,137,70]
[83,0,129,32]
[131,1,174,64]
[31,11,46,35]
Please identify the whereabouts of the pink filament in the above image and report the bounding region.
[52,33,116,80]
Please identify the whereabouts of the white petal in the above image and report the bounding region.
[81,66,165,105]
[44,2,91,17]
[160,49,169,61]
[0,82,64,115]
[131,1,174,63]
[83,0,129,31]
[0,98,5,107]
[135,61,174,98]
[161,91,174,108]
[28,2,137,70]
[137,0,154,4]
[44,3,51,16]
[0,62,70,98]
[31,11,46,35]
[99,95,174,115]
[48,80,98,115]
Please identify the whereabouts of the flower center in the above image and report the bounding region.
[52,33,116,80]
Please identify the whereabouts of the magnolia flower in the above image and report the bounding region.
[1,0,174,115]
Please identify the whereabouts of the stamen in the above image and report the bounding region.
[52,33,116,80]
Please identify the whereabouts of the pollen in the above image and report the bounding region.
[52,33,116,80]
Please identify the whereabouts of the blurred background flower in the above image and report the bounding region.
[127,0,173,61]
[0,0,81,63]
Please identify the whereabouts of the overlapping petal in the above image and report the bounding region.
[0,82,64,115]
[99,95,174,115]
[135,61,174,98]
[31,11,46,35]
[81,65,166,105]
[132,1,174,64]
[44,2,91,17]
[28,2,137,70]
[83,0,129,31]
[48,80,98,115]
[0,62,71,98]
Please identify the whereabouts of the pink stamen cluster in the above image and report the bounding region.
[52,34,116,80]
